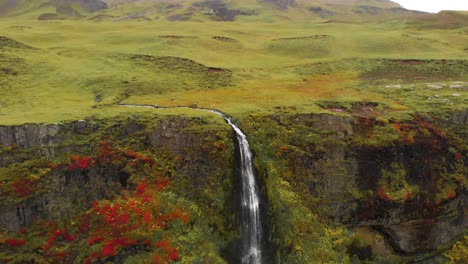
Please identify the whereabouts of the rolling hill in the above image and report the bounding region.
[0,0,427,21]
[0,0,107,18]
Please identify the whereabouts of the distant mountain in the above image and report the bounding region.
[0,0,425,21]
[0,0,107,17]
[409,10,468,29]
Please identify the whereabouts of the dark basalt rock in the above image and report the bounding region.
[308,6,335,18]
[253,111,467,256]
[260,0,297,11]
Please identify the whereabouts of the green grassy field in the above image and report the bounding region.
[0,15,467,125]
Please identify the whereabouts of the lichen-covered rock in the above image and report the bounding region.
[244,111,467,260]
[0,121,98,151]
[453,110,468,124]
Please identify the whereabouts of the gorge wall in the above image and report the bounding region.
[0,109,466,262]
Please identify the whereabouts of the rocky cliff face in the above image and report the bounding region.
[0,115,234,238]
[243,108,467,259]
[0,110,466,261]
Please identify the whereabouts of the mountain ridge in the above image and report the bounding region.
[0,0,426,21]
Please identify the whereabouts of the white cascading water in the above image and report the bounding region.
[119,104,263,263]
[223,115,263,264]
[205,109,263,264]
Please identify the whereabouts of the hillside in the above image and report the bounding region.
[0,0,107,18]
[0,0,425,21]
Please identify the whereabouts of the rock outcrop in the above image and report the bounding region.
[245,110,467,256]
[0,115,233,235]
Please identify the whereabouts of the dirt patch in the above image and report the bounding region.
[167,12,193,21]
[308,6,335,18]
[88,14,114,21]
[0,36,33,49]
[261,0,297,10]
[272,35,333,41]
[212,36,237,42]
[165,3,183,10]
[9,26,32,30]
[326,107,348,113]
[157,35,196,39]
[323,19,353,24]
[351,103,382,118]
[37,13,65,20]
[125,54,232,89]
[192,0,255,21]
[207,67,226,73]
[361,59,468,81]
[399,59,426,65]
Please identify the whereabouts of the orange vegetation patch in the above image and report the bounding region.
[288,73,360,99]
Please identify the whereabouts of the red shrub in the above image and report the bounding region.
[168,248,179,261]
[5,239,27,248]
[155,239,170,250]
[69,155,92,170]
[403,192,413,201]
[64,234,74,242]
[54,229,65,236]
[88,236,103,245]
[136,179,148,196]
[12,179,34,197]
[101,244,116,257]
[377,188,393,201]
[446,190,456,199]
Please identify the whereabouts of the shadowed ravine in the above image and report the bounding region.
[118,104,264,264]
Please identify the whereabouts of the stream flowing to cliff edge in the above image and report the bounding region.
[118,104,263,264]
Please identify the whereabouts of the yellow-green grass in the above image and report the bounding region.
[0,18,466,125]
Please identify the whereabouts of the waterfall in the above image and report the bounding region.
[118,104,264,264]
[215,112,263,264]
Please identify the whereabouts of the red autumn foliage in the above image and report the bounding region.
[377,188,392,201]
[78,176,188,262]
[142,194,153,203]
[393,119,447,148]
[88,236,103,245]
[23,145,187,263]
[124,149,154,165]
[155,239,170,250]
[403,192,413,201]
[54,229,65,236]
[455,152,462,160]
[68,155,92,170]
[79,221,90,234]
[43,228,67,252]
[12,179,34,197]
[101,244,116,257]
[155,178,170,191]
[158,208,190,225]
[43,235,56,251]
[403,136,414,144]
[446,190,456,199]
[96,141,114,165]
[168,248,180,261]
[4,239,27,248]
[136,179,148,196]
[64,234,74,242]
[278,146,288,152]
[19,227,27,234]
